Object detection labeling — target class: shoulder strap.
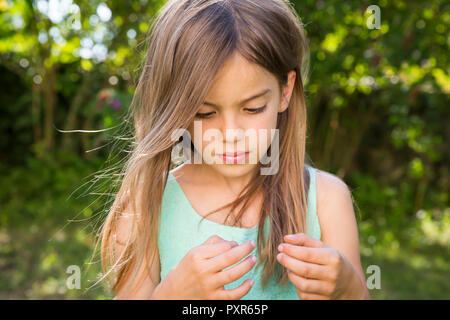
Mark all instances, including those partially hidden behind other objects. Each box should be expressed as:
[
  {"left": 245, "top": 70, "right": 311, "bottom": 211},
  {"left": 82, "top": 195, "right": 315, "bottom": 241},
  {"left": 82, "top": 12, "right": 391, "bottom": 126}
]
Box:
[{"left": 306, "top": 165, "right": 321, "bottom": 239}]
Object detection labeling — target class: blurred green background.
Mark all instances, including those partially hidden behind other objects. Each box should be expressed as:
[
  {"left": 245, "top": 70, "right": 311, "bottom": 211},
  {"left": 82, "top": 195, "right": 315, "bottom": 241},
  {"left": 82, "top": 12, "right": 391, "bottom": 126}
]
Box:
[{"left": 0, "top": 0, "right": 448, "bottom": 299}]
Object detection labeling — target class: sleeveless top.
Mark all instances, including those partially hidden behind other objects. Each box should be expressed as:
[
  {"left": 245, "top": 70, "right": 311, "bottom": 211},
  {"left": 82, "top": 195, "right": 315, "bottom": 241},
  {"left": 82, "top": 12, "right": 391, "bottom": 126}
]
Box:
[{"left": 158, "top": 165, "right": 321, "bottom": 300}]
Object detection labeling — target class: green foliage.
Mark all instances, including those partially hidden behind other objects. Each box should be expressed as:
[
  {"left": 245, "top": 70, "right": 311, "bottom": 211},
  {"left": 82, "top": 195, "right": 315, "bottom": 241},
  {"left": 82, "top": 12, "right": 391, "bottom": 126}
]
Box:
[{"left": 0, "top": 152, "right": 113, "bottom": 299}]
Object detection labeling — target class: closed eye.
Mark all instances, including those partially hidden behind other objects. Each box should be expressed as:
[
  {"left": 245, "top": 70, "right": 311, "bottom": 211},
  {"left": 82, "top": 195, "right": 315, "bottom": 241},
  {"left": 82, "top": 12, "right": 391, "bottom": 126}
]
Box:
[
  {"left": 195, "top": 112, "right": 215, "bottom": 119},
  {"left": 245, "top": 105, "right": 267, "bottom": 113},
  {"left": 195, "top": 105, "right": 267, "bottom": 119}
]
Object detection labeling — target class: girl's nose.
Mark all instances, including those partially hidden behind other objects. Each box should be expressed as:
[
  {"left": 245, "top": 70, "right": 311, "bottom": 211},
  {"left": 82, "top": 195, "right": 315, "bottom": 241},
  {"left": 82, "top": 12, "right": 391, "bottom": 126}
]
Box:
[{"left": 221, "top": 114, "right": 245, "bottom": 143}]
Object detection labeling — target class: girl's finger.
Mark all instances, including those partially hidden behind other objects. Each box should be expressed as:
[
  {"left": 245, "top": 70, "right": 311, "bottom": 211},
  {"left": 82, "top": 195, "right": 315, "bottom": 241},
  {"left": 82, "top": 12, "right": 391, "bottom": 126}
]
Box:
[
  {"left": 277, "top": 252, "right": 328, "bottom": 280},
  {"left": 214, "top": 254, "right": 256, "bottom": 287},
  {"left": 200, "top": 241, "right": 239, "bottom": 259},
  {"left": 287, "top": 270, "right": 331, "bottom": 296},
  {"left": 297, "top": 292, "right": 330, "bottom": 300},
  {"left": 203, "top": 234, "right": 227, "bottom": 245},
  {"left": 283, "top": 233, "right": 327, "bottom": 248},
  {"left": 278, "top": 243, "right": 330, "bottom": 265},
  {"left": 216, "top": 278, "right": 254, "bottom": 300},
  {"left": 210, "top": 240, "right": 255, "bottom": 271}
]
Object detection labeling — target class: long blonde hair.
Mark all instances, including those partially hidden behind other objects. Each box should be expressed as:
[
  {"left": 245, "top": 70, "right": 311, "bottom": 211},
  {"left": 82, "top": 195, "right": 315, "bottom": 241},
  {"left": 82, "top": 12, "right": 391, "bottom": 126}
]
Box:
[{"left": 97, "top": 0, "right": 311, "bottom": 297}]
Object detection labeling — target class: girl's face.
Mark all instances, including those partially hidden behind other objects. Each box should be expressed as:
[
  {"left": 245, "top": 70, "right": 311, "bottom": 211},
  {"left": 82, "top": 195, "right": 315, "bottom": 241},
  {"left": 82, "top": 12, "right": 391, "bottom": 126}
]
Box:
[{"left": 187, "top": 51, "right": 296, "bottom": 179}]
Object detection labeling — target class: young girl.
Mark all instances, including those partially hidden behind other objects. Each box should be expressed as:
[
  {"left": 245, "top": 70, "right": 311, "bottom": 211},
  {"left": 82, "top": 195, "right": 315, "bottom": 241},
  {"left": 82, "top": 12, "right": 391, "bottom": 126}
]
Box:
[{"left": 99, "top": 0, "right": 370, "bottom": 300}]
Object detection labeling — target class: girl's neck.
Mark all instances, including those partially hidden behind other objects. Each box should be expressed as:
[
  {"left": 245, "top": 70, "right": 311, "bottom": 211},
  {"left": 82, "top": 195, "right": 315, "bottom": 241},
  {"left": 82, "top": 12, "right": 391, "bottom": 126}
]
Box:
[{"left": 174, "top": 162, "right": 259, "bottom": 198}]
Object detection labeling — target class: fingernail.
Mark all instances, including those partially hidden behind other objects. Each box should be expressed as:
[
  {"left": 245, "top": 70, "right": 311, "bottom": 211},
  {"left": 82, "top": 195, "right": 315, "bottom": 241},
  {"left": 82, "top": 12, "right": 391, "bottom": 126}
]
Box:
[
  {"left": 250, "top": 255, "right": 256, "bottom": 263},
  {"left": 278, "top": 244, "right": 284, "bottom": 252},
  {"left": 230, "top": 241, "right": 238, "bottom": 247},
  {"left": 277, "top": 253, "right": 283, "bottom": 261},
  {"left": 249, "top": 279, "right": 254, "bottom": 286},
  {"left": 285, "top": 234, "right": 295, "bottom": 240},
  {"left": 249, "top": 240, "right": 255, "bottom": 247}
]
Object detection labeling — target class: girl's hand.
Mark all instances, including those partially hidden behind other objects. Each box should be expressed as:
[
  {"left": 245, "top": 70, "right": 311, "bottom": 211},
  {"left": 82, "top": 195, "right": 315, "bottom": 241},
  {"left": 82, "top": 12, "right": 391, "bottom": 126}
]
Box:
[
  {"left": 156, "top": 235, "right": 256, "bottom": 300},
  {"left": 276, "top": 233, "right": 364, "bottom": 300}
]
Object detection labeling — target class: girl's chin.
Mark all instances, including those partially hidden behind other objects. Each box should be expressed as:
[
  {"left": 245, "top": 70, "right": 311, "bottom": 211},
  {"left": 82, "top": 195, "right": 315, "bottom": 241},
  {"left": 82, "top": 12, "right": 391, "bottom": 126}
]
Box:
[{"left": 209, "top": 163, "right": 258, "bottom": 177}]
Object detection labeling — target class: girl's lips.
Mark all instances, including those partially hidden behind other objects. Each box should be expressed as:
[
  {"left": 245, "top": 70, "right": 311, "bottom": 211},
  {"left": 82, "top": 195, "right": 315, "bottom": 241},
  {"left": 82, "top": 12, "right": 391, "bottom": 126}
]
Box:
[
  {"left": 219, "top": 152, "right": 250, "bottom": 163},
  {"left": 221, "top": 152, "right": 247, "bottom": 156}
]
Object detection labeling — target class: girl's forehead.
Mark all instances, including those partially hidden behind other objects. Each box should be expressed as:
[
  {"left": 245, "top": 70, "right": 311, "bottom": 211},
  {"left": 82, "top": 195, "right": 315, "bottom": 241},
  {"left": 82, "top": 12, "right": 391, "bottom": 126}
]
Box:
[
  {"left": 203, "top": 88, "right": 272, "bottom": 109},
  {"left": 213, "top": 52, "right": 275, "bottom": 87},
  {"left": 204, "top": 55, "right": 277, "bottom": 106}
]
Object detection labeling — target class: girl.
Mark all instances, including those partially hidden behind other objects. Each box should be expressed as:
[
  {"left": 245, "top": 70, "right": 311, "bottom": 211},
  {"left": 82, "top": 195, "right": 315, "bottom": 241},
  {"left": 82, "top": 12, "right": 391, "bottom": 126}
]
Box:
[{"left": 99, "top": 0, "right": 370, "bottom": 300}]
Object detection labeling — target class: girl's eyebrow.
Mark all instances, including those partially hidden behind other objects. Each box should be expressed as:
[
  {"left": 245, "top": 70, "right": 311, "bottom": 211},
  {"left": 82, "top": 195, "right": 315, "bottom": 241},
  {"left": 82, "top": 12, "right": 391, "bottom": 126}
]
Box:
[{"left": 203, "top": 88, "right": 271, "bottom": 109}]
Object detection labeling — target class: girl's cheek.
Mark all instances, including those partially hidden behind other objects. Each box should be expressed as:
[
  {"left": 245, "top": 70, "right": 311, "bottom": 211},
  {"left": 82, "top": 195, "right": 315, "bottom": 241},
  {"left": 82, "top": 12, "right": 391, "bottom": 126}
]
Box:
[{"left": 250, "top": 110, "right": 277, "bottom": 142}]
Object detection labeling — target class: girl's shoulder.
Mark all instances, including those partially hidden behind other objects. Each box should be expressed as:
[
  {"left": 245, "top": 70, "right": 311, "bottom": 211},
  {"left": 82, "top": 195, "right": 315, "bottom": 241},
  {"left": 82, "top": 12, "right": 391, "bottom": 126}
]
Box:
[
  {"left": 314, "top": 168, "right": 352, "bottom": 202},
  {"left": 313, "top": 167, "right": 356, "bottom": 243}
]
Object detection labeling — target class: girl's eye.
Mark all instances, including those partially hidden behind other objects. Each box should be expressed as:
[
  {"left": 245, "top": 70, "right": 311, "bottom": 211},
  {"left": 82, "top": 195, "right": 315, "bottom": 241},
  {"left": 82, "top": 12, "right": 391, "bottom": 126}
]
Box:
[
  {"left": 195, "top": 105, "right": 266, "bottom": 119},
  {"left": 195, "top": 112, "right": 215, "bottom": 119},
  {"left": 245, "top": 105, "right": 267, "bottom": 113}
]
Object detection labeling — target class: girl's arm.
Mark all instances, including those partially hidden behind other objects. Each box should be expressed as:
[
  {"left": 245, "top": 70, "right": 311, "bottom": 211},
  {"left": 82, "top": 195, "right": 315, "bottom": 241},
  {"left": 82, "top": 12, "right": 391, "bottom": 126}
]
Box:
[
  {"left": 276, "top": 170, "right": 370, "bottom": 299},
  {"left": 113, "top": 209, "right": 161, "bottom": 300},
  {"left": 315, "top": 170, "right": 370, "bottom": 299}
]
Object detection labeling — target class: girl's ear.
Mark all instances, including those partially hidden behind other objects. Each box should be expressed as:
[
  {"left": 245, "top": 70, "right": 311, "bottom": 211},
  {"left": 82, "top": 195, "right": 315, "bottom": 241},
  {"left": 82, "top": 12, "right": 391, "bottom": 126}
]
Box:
[{"left": 278, "top": 70, "right": 296, "bottom": 113}]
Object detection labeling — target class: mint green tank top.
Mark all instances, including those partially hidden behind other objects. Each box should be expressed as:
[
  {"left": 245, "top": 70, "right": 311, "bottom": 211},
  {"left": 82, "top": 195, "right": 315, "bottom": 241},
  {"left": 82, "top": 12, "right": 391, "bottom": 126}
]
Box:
[{"left": 158, "top": 165, "right": 321, "bottom": 300}]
